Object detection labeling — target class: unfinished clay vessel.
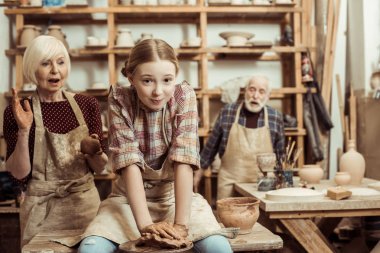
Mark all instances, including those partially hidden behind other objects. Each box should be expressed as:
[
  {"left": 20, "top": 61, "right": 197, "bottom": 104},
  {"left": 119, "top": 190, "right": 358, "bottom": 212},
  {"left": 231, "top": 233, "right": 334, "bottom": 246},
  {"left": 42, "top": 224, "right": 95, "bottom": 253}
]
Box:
[
  {"left": 299, "top": 164, "right": 323, "bottom": 184},
  {"left": 334, "top": 172, "right": 352, "bottom": 186},
  {"left": 217, "top": 197, "right": 260, "bottom": 234},
  {"left": 339, "top": 139, "right": 365, "bottom": 185},
  {"left": 256, "top": 152, "right": 276, "bottom": 172},
  {"left": 80, "top": 135, "right": 101, "bottom": 155}
]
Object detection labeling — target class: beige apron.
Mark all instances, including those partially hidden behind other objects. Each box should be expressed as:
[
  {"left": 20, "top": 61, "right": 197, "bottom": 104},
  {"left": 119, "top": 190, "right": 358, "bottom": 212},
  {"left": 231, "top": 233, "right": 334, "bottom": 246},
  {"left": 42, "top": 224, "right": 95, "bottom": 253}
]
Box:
[
  {"left": 20, "top": 90, "right": 100, "bottom": 247},
  {"left": 82, "top": 104, "right": 222, "bottom": 244},
  {"left": 217, "top": 104, "right": 273, "bottom": 200}
]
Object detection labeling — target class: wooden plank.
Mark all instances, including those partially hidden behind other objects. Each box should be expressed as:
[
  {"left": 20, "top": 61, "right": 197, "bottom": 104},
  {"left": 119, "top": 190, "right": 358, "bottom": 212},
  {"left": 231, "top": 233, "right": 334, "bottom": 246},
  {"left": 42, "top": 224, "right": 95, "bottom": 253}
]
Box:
[
  {"left": 15, "top": 14, "right": 24, "bottom": 90},
  {"left": 336, "top": 74, "right": 345, "bottom": 133},
  {"left": 280, "top": 219, "right": 336, "bottom": 253},
  {"left": 229, "top": 222, "right": 283, "bottom": 251},
  {"left": 269, "top": 209, "right": 380, "bottom": 219}
]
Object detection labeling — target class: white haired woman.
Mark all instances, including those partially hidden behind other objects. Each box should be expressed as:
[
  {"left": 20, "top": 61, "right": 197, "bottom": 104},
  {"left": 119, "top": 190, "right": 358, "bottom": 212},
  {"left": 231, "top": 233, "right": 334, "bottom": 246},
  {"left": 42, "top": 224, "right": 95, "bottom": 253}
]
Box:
[{"left": 3, "top": 35, "right": 108, "bottom": 247}]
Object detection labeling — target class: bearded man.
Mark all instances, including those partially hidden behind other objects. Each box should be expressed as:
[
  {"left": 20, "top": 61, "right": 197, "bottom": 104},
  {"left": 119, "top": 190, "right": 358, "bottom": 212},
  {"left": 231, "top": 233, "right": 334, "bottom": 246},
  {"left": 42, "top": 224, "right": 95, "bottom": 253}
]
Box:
[{"left": 194, "top": 76, "right": 285, "bottom": 200}]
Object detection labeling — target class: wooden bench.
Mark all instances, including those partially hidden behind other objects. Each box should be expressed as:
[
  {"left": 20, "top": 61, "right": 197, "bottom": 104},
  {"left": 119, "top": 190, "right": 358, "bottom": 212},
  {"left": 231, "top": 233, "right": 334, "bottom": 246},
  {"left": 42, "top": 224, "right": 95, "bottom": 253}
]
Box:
[{"left": 22, "top": 223, "right": 282, "bottom": 253}]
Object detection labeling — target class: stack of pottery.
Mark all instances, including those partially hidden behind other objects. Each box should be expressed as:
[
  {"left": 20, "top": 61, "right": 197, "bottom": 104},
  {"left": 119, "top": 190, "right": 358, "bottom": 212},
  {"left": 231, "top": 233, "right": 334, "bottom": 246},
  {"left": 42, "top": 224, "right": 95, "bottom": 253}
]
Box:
[
  {"left": 217, "top": 197, "right": 260, "bottom": 234},
  {"left": 47, "top": 25, "right": 69, "bottom": 49},
  {"left": 339, "top": 139, "right": 365, "bottom": 185}
]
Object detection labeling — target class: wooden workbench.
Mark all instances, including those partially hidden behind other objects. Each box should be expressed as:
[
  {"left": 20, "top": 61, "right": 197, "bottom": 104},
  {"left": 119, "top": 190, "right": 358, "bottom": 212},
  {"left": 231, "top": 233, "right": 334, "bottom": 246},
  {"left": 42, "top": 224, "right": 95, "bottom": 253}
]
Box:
[
  {"left": 22, "top": 223, "right": 282, "bottom": 253},
  {"left": 234, "top": 178, "right": 380, "bottom": 253}
]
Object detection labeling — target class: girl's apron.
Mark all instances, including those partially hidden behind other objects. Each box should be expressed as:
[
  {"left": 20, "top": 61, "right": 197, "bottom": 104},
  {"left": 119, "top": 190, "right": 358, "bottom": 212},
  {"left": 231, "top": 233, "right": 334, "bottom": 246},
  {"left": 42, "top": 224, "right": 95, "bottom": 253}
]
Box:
[
  {"left": 217, "top": 103, "right": 273, "bottom": 200},
  {"left": 20, "top": 91, "right": 100, "bottom": 247},
  {"left": 81, "top": 104, "right": 222, "bottom": 244}
]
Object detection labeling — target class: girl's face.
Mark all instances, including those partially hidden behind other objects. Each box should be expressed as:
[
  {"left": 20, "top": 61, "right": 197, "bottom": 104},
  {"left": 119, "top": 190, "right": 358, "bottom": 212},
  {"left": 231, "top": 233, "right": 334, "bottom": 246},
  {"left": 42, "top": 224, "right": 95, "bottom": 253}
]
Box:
[
  {"left": 129, "top": 60, "right": 176, "bottom": 111},
  {"left": 35, "top": 54, "right": 68, "bottom": 93}
]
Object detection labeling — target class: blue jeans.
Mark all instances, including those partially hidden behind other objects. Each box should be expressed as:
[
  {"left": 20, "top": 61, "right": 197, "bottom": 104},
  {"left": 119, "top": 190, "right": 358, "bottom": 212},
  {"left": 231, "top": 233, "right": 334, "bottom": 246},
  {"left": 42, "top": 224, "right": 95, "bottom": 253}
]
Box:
[{"left": 78, "top": 235, "right": 232, "bottom": 253}]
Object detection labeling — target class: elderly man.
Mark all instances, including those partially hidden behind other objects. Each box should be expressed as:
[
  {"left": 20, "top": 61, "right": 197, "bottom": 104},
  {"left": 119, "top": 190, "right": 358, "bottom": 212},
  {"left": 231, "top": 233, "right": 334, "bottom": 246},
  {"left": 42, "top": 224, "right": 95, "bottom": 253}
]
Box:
[{"left": 195, "top": 76, "right": 285, "bottom": 200}]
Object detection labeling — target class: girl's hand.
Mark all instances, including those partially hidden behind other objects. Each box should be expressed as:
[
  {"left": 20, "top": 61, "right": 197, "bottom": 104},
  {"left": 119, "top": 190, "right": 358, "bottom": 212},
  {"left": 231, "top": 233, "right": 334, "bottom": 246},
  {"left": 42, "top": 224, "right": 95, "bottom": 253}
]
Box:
[
  {"left": 12, "top": 88, "right": 33, "bottom": 131},
  {"left": 173, "top": 224, "right": 189, "bottom": 239},
  {"left": 141, "top": 222, "right": 181, "bottom": 240}
]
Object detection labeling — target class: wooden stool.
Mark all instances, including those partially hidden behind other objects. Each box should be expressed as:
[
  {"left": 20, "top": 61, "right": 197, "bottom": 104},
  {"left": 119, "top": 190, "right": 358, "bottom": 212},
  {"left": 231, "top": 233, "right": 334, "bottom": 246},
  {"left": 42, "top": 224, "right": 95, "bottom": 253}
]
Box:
[{"left": 22, "top": 230, "right": 81, "bottom": 253}]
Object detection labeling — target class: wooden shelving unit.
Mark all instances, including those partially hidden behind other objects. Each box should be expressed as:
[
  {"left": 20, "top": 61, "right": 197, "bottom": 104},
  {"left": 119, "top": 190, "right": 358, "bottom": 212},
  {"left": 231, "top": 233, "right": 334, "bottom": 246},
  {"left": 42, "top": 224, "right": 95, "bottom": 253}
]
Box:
[{"left": 4, "top": 0, "right": 313, "bottom": 168}]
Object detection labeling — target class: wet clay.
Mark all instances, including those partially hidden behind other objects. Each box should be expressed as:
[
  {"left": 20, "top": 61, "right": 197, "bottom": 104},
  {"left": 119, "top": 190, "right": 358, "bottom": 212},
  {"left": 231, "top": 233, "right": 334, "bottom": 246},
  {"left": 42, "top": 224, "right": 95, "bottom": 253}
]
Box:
[{"left": 80, "top": 136, "right": 101, "bottom": 155}]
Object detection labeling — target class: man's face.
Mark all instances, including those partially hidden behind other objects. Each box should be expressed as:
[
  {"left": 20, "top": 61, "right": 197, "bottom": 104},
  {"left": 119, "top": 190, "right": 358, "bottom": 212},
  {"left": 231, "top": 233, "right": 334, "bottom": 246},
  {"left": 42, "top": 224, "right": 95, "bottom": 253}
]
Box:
[{"left": 244, "top": 78, "right": 270, "bottom": 113}]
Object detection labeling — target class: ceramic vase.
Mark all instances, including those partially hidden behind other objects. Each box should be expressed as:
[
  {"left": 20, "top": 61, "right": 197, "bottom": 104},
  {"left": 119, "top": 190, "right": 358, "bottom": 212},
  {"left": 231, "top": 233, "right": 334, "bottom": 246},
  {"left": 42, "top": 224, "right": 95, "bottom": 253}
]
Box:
[
  {"left": 299, "top": 164, "right": 324, "bottom": 184},
  {"left": 116, "top": 28, "right": 134, "bottom": 47},
  {"left": 334, "top": 172, "right": 351, "bottom": 186},
  {"left": 47, "top": 25, "right": 69, "bottom": 49},
  {"left": 339, "top": 139, "right": 365, "bottom": 185},
  {"left": 20, "top": 25, "right": 37, "bottom": 47}
]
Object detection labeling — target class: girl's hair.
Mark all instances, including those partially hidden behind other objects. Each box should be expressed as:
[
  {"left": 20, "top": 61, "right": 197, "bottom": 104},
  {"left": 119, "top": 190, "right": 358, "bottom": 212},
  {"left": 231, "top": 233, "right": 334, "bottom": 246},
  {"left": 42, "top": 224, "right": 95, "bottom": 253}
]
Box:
[
  {"left": 23, "top": 35, "right": 71, "bottom": 85},
  {"left": 121, "top": 39, "right": 179, "bottom": 78}
]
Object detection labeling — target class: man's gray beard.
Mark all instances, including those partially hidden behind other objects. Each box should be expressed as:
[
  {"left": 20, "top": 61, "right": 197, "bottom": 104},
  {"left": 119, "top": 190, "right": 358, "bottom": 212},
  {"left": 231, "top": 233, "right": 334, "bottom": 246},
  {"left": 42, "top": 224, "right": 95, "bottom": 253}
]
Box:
[{"left": 244, "top": 99, "right": 264, "bottom": 113}]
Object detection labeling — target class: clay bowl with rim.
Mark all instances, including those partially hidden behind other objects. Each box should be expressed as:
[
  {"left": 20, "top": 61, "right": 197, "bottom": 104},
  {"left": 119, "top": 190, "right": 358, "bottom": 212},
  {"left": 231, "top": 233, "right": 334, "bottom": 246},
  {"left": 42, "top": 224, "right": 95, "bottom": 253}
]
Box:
[
  {"left": 256, "top": 152, "right": 277, "bottom": 172},
  {"left": 299, "top": 164, "right": 324, "bottom": 184},
  {"left": 217, "top": 197, "right": 260, "bottom": 234}
]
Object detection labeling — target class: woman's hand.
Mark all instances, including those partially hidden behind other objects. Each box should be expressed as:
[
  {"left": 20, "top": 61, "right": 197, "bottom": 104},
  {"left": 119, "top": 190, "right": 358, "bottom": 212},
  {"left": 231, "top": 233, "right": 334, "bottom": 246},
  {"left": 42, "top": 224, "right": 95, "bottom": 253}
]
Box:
[
  {"left": 141, "top": 221, "right": 181, "bottom": 240},
  {"left": 12, "top": 88, "right": 33, "bottom": 131}
]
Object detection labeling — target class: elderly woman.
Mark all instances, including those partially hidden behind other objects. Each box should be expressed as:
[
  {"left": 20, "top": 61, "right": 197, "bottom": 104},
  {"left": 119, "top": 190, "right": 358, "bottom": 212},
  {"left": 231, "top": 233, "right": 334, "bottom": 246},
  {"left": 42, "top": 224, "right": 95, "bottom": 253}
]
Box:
[{"left": 3, "top": 35, "right": 108, "bottom": 247}]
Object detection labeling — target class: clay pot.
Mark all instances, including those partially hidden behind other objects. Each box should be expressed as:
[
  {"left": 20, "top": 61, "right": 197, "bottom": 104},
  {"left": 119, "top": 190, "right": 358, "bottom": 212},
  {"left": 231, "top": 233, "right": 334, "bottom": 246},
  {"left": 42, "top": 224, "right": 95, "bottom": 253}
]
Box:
[
  {"left": 334, "top": 172, "right": 352, "bottom": 186},
  {"left": 47, "top": 25, "right": 69, "bottom": 49},
  {"left": 217, "top": 197, "right": 260, "bottom": 234},
  {"left": 339, "top": 139, "right": 365, "bottom": 185},
  {"left": 299, "top": 164, "right": 323, "bottom": 184},
  {"left": 116, "top": 28, "right": 134, "bottom": 47},
  {"left": 256, "top": 153, "right": 276, "bottom": 172},
  {"left": 80, "top": 136, "right": 101, "bottom": 155},
  {"left": 19, "top": 25, "right": 38, "bottom": 47}
]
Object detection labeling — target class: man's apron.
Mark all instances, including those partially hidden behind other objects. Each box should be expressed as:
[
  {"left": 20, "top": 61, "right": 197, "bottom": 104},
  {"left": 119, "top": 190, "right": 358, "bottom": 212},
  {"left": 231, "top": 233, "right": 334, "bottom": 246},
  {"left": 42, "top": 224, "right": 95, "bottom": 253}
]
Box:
[
  {"left": 81, "top": 104, "right": 222, "bottom": 244},
  {"left": 20, "top": 91, "right": 100, "bottom": 247},
  {"left": 217, "top": 104, "right": 273, "bottom": 200}
]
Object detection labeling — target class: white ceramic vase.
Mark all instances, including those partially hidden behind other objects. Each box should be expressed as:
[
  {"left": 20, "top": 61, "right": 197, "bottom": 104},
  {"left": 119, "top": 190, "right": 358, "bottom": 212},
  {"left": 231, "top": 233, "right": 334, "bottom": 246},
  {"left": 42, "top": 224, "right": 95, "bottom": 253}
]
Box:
[{"left": 339, "top": 139, "right": 365, "bottom": 185}]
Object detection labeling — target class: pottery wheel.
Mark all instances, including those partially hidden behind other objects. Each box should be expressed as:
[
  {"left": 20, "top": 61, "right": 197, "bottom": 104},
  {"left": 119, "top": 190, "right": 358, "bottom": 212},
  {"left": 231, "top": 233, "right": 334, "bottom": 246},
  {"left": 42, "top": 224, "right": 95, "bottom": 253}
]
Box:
[
  {"left": 119, "top": 240, "right": 193, "bottom": 253},
  {"left": 265, "top": 187, "right": 324, "bottom": 202}
]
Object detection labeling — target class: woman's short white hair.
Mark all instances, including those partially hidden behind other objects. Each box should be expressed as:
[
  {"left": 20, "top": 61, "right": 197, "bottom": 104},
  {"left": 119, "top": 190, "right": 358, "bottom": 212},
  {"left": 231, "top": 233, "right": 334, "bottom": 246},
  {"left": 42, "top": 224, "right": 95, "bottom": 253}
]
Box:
[{"left": 23, "top": 35, "right": 71, "bottom": 85}]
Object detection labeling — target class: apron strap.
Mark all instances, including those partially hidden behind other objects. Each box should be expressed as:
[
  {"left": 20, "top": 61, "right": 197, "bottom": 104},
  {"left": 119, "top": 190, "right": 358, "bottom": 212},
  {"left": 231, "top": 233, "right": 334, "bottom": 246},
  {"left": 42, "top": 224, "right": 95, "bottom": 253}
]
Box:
[
  {"left": 234, "top": 103, "right": 243, "bottom": 124},
  {"left": 62, "top": 90, "right": 86, "bottom": 126},
  {"left": 32, "top": 92, "right": 43, "bottom": 128},
  {"left": 264, "top": 106, "right": 269, "bottom": 127}
]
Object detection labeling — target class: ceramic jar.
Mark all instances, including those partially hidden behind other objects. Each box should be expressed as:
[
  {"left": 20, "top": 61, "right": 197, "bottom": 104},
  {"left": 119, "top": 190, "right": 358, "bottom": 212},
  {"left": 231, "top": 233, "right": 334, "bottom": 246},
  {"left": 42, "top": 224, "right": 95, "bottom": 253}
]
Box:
[
  {"left": 299, "top": 164, "right": 324, "bottom": 184},
  {"left": 47, "top": 25, "right": 69, "bottom": 49},
  {"left": 334, "top": 172, "right": 352, "bottom": 186},
  {"left": 140, "top": 33, "right": 153, "bottom": 41},
  {"left": 339, "top": 139, "right": 365, "bottom": 185},
  {"left": 20, "top": 25, "right": 38, "bottom": 47},
  {"left": 217, "top": 197, "right": 260, "bottom": 235},
  {"left": 116, "top": 28, "right": 134, "bottom": 47}
]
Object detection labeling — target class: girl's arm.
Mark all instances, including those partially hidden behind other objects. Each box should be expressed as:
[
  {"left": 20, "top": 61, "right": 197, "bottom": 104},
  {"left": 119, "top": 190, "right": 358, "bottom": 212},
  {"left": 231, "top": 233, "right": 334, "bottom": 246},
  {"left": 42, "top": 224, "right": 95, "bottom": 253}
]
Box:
[{"left": 174, "top": 162, "right": 193, "bottom": 227}]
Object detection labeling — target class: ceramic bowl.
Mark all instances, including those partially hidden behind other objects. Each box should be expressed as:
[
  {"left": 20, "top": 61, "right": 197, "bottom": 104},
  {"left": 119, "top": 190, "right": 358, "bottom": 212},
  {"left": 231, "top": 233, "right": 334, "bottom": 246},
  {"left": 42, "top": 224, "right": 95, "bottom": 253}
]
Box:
[
  {"left": 256, "top": 153, "right": 276, "bottom": 172},
  {"left": 217, "top": 197, "right": 260, "bottom": 234},
  {"left": 334, "top": 172, "right": 351, "bottom": 186},
  {"left": 299, "top": 164, "right": 324, "bottom": 184},
  {"left": 219, "top": 31, "right": 254, "bottom": 46}
]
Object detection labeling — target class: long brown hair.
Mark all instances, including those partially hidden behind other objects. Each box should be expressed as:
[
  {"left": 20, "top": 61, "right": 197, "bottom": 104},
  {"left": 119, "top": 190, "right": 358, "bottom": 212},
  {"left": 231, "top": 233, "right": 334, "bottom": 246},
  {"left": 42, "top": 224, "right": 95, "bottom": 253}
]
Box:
[{"left": 121, "top": 39, "right": 179, "bottom": 78}]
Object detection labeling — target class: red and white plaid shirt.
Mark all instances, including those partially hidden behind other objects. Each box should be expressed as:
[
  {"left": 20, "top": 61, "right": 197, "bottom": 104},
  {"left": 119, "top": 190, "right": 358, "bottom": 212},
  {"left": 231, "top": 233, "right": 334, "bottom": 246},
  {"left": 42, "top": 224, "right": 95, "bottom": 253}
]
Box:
[{"left": 108, "top": 81, "right": 200, "bottom": 173}]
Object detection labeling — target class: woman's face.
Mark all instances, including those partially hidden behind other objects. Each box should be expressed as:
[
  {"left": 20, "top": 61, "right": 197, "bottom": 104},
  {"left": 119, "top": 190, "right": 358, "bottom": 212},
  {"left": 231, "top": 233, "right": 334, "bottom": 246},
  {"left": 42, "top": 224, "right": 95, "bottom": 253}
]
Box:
[
  {"left": 129, "top": 60, "right": 176, "bottom": 111},
  {"left": 35, "top": 54, "right": 68, "bottom": 93}
]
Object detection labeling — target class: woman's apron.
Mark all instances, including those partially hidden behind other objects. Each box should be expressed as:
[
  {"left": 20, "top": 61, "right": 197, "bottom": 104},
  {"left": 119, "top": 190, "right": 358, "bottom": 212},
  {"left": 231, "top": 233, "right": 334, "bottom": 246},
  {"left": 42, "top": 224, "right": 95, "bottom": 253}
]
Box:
[
  {"left": 217, "top": 104, "right": 273, "bottom": 200},
  {"left": 20, "top": 91, "right": 100, "bottom": 247},
  {"left": 81, "top": 104, "right": 222, "bottom": 244}
]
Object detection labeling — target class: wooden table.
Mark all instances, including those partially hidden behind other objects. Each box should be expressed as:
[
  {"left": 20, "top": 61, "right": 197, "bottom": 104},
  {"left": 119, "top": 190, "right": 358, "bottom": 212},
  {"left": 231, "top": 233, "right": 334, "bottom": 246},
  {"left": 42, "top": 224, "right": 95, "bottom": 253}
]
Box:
[
  {"left": 234, "top": 178, "right": 380, "bottom": 253},
  {"left": 22, "top": 223, "right": 282, "bottom": 253}
]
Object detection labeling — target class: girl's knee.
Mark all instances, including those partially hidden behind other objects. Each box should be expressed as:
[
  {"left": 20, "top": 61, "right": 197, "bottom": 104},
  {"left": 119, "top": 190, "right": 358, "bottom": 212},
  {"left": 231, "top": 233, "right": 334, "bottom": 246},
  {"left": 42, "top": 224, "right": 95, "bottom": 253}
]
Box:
[
  {"left": 78, "top": 236, "right": 118, "bottom": 253},
  {"left": 194, "top": 235, "right": 233, "bottom": 253}
]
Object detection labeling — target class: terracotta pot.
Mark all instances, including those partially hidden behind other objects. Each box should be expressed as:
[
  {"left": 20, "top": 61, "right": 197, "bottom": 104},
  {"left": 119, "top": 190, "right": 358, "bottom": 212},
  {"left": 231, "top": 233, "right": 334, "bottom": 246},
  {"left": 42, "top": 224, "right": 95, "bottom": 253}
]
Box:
[
  {"left": 339, "top": 139, "right": 365, "bottom": 185},
  {"left": 47, "top": 25, "right": 69, "bottom": 49},
  {"left": 334, "top": 172, "right": 351, "bottom": 186},
  {"left": 20, "top": 25, "right": 37, "bottom": 47},
  {"left": 217, "top": 197, "right": 260, "bottom": 234},
  {"left": 299, "top": 164, "right": 323, "bottom": 184}
]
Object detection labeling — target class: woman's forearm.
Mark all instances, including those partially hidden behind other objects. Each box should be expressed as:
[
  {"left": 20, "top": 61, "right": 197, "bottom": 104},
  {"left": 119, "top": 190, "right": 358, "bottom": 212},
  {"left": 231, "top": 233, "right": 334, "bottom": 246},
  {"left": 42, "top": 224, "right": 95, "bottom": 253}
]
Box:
[
  {"left": 174, "top": 163, "right": 193, "bottom": 226},
  {"left": 122, "top": 164, "right": 153, "bottom": 231},
  {"left": 6, "top": 130, "right": 31, "bottom": 179}
]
